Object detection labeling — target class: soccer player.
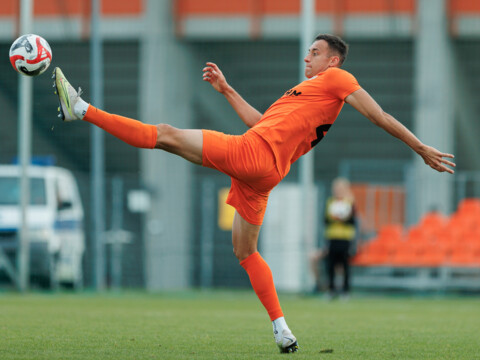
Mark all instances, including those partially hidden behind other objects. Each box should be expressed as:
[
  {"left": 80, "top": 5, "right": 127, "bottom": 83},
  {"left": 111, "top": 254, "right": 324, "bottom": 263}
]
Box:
[{"left": 53, "top": 34, "right": 455, "bottom": 353}]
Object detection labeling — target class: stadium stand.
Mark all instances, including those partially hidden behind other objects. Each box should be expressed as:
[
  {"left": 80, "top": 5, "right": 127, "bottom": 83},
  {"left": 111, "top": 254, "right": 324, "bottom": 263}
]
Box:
[{"left": 352, "top": 198, "right": 480, "bottom": 290}]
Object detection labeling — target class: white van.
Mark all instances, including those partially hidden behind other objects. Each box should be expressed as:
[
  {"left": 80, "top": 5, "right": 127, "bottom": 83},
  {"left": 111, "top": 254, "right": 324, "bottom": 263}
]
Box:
[{"left": 0, "top": 165, "right": 85, "bottom": 289}]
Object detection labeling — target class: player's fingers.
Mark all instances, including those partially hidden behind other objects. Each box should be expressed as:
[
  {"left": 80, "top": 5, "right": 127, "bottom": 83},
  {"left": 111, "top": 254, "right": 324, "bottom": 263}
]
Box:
[
  {"left": 441, "top": 153, "right": 455, "bottom": 159},
  {"left": 441, "top": 166, "right": 455, "bottom": 174},
  {"left": 440, "top": 158, "right": 456, "bottom": 168},
  {"left": 203, "top": 72, "right": 215, "bottom": 81},
  {"left": 206, "top": 62, "right": 219, "bottom": 70},
  {"left": 434, "top": 163, "right": 455, "bottom": 174},
  {"left": 204, "top": 69, "right": 219, "bottom": 79}
]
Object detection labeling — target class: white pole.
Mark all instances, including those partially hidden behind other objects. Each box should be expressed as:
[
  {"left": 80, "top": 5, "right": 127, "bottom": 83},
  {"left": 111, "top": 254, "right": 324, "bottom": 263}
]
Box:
[
  {"left": 413, "top": 0, "right": 454, "bottom": 220},
  {"left": 90, "top": 0, "right": 106, "bottom": 291},
  {"left": 299, "top": 0, "right": 315, "bottom": 291},
  {"left": 299, "top": 0, "right": 315, "bottom": 81},
  {"left": 17, "top": 0, "right": 33, "bottom": 292}
]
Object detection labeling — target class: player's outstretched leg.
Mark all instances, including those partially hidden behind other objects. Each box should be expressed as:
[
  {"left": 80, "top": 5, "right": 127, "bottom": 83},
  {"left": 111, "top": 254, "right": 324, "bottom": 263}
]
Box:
[{"left": 53, "top": 67, "right": 203, "bottom": 163}]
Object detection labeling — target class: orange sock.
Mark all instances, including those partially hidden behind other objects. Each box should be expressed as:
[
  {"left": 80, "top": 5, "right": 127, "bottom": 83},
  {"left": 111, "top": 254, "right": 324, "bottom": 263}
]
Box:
[
  {"left": 240, "top": 252, "right": 284, "bottom": 321},
  {"left": 83, "top": 105, "right": 157, "bottom": 149}
]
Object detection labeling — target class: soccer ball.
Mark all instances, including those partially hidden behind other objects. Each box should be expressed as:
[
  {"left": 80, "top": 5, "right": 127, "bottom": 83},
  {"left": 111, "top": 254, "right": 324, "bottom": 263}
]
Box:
[
  {"left": 9, "top": 34, "right": 52, "bottom": 76},
  {"left": 329, "top": 199, "right": 352, "bottom": 221}
]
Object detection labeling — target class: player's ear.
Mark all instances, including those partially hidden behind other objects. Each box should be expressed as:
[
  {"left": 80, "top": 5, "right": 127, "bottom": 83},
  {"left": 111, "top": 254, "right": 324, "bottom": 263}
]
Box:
[{"left": 329, "top": 55, "right": 340, "bottom": 67}]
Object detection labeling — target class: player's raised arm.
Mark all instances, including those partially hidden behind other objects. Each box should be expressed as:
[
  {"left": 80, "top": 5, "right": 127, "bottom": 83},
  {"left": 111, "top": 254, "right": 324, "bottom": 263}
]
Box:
[
  {"left": 202, "top": 62, "right": 263, "bottom": 128},
  {"left": 345, "top": 88, "right": 456, "bottom": 174}
]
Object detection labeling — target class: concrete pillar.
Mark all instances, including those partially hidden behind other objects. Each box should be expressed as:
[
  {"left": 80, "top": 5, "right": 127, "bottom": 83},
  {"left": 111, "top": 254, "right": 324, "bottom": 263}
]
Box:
[
  {"left": 413, "top": 0, "right": 455, "bottom": 220},
  {"left": 139, "top": 0, "right": 194, "bottom": 290}
]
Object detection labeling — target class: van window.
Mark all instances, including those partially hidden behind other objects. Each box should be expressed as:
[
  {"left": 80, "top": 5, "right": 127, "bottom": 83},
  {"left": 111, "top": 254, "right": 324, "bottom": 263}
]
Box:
[{"left": 0, "top": 177, "right": 47, "bottom": 205}]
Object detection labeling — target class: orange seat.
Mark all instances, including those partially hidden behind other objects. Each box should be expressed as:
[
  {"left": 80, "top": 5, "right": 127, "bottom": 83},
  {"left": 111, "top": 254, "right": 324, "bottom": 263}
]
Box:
[
  {"left": 352, "top": 251, "right": 390, "bottom": 266},
  {"left": 457, "top": 198, "right": 480, "bottom": 215},
  {"left": 434, "top": 242, "right": 454, "bottom": 257},
  {"left": 447, "top": 215, "right": 468, "bottom": 230},
  {"left": 377, "top": 224, "right": 403, "bottom": 241},
  {"left": 448, "top": 242, "right": 480, "bottom": 266},
  {"left": 463, "top": 233, "right": 480, "bottom": 246},
  {"left": 406, "top": 226, "right": 426, "bottom": 242},
  {"left": 420, "top": 212, "right": 447, "bottom": 234},
  {"left": 440, "top": 228, "right": 463, "bottom": 244},
  {"left": 449, "top": 252, "right": 480, "bottom": 266},
  {"left": 366, "top": 239, "right": 395, "bottom": 254},
  {"left": 353, "top": 238, "right": 393, "bottom": 266},
  {"left": 351, "top": 252, "right": 370, "bottom": 266},
  {"left": 390, "top": 250, "right": 419, "bottom": 267},
  {"left": 418, "top": 249, "right": 447, "bottom": 267}
]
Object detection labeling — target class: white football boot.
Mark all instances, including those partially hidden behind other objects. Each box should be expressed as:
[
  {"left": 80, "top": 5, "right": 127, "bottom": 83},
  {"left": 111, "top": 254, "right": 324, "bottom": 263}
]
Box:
[
  {"left": 53, "top": 67, "right": 84, "bottom": 121},
  {"left": 273, "top": 322, "right": 299, "bottom": 353}
]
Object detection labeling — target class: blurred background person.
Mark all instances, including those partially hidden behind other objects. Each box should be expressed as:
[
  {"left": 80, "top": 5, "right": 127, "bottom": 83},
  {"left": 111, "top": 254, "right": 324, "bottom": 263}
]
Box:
[
  {"left": 324, "top": 178, "right": 357, "bottom": 299},
  {"left": 309, "top": 178, "right": 358, "bottom": 296}
]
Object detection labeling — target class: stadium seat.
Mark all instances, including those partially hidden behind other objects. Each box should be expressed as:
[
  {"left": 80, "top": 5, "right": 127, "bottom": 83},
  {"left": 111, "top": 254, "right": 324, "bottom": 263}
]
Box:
[
  {"left": 420, "top": 212, "right": 447, "bottom": 232},
  {"left": 440, "top": 227, "right": 463, "bottom": 245},
  {"left": 463, "top": 232, "right": 480, "bottom": 246},
  {"left": 367, "top": 252, "right": 392, "bottom": 266},
  {"left": 351, "top": 252, "right": 368, "bottom": 266},
  {"left": 449, "top": 250, "right": 480, "bottom": 267},
  {"left": 420, "top": 212, "right": 445, "bottom": 237},
  {"left": 377, "top": 224, "right": 403, "bottom": 242},
  {"left": 457, "top": 198, "right": 480, "bottom": 215},
  {"left": 352, "top": 238, "right": 393, "bottom": 266},
  {"left": 447, "top": 239, "right": 480, "bottom": 266},
  {"left": 352, "top": 251, "right": 390, "bottom": 266},
  {"left": 388, "top": 241, "right": 417, "bottom": 266},
  {"left": 406, "top": 226, "right": 425, "bottom": 240},
  {"left": 418, "top": 249, "right": 447, "bottom": 267},
  {"left": 434, "top": 239, "right": 455, "bottom": 261},
  {"left": 447, "top": 215, "right": 468, "bottom": 232},
  {"left": 390, "top": 250, "right": 419, "bottom": 267}
]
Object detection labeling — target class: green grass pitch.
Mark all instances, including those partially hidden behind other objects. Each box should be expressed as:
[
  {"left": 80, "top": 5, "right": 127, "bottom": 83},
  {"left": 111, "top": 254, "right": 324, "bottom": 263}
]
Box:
[{"left": 1, "top": 291, "right": 479, "bottom": 359}]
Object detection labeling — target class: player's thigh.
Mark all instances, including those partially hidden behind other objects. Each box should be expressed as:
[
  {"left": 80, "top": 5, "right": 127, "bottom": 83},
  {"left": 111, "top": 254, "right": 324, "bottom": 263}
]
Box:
[
  {"left": 232, "top": 211, "right": 261, "bottom": 261},
  {"left": 155, "top": 124, "right": 203, "bottom": 165}
]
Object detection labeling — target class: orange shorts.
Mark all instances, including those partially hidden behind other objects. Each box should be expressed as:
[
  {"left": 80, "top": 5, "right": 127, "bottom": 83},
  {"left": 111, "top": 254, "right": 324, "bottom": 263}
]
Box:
[{"left": 202, "top": 129, "right": 282, "bottom": 225}]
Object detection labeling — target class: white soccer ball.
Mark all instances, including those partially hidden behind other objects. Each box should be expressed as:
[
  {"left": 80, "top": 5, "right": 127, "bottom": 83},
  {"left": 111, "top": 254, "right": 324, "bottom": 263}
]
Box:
[
  {"left": 329, "top": 199, "right": 352, "bottom": 221},
  {"left": 9, "top": 34, "right": 52, "bottom": 77}
]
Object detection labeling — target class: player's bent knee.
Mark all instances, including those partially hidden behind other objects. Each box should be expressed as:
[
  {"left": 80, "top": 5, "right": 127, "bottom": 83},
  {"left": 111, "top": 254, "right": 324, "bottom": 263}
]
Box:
[{"left": 233, "top": 247, "right": 256, "bottom": 262}]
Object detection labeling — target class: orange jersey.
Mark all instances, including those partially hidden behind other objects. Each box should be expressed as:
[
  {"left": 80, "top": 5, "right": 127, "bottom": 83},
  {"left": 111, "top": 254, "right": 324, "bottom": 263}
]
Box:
[{"left": 251, "top": 67, "right": 361, "bottom": 177}]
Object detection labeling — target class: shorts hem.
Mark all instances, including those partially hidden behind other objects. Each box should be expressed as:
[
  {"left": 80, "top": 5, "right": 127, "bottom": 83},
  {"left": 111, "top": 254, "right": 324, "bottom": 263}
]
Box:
[{"left": 226, "top": 198, "right": 264, "bottom": 226}]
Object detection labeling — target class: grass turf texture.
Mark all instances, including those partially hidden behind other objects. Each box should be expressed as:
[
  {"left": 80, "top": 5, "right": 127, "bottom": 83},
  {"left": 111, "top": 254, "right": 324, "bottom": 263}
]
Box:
[{"left": 1, "top": 291, "right": 479, "bottom": 359}]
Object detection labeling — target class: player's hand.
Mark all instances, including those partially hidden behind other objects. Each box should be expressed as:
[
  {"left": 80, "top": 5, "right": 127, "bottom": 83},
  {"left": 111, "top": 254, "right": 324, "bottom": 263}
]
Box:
[
  {"left": 202, "top": 62, "right": 230, "bottom": 94},
  {"left": 418, "top": 145, "right": 456, "bottom": 174}
]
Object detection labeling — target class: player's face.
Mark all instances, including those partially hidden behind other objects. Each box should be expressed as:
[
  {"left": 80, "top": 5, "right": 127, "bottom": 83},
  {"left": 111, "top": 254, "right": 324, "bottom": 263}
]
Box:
[{"left": 304, "top": 40, "right": 339, "bottom": 78}]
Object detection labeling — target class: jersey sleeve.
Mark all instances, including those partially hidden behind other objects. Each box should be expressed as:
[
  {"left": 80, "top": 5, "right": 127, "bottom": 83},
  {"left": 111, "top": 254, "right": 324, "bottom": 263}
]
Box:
[{"left": 326, "top": 68, "right": 361, "bottom": 100}]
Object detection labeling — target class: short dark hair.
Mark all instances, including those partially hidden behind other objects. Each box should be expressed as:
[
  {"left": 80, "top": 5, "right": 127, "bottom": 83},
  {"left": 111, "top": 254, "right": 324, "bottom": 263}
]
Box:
[{"left": 314, "top": 34, "right": 348, "bottom": 66}]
